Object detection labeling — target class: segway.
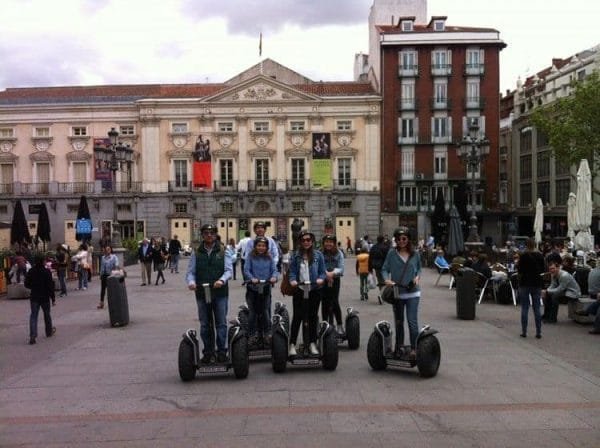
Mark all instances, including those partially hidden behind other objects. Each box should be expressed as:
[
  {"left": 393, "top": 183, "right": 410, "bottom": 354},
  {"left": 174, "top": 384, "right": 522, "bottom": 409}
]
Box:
[
  {"left": 324, "top": 306, "right": 360, "bottom": 350},
  {"left": 178, "top": 283, "right": 249, "bottom": 381},
  {"left": 366, "top": 285, "right": 440, "bottom": 378},
  {"left": 237, "top": 280, "right": 290, "bottom": 361},
  {"left": 271, "top": 282, "right": 338, "bottom": 373}
]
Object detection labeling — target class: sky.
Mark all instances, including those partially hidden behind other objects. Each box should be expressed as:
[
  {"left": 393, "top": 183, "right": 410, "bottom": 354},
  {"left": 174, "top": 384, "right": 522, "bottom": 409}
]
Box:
[{"left": 0, "top": 0, "right": 598, "bottom": 93}]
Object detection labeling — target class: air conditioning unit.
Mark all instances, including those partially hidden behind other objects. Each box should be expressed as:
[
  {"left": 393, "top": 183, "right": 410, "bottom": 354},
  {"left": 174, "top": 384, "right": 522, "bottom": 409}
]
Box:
[{"left": 415, "top": 173, "right": 424, "bottom": 180}]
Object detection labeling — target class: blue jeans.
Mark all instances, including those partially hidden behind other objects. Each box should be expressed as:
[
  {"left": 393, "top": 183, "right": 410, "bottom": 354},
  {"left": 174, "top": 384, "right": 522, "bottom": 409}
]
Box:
[
  {"left": 58, "top": 268, "right": 67, "bottom": 295},
  {"left": 519, "top": 286, "right": 542, "bottom": 336},
  {"left": 78, "top": 269, "right": 88, "bottom": 289},
  {"left": 30, "top": 300, "right": 53, "bottom": 338},
  {"left": 392, "top": 297, "right": 420, "bottom": 349},
  {"left": 196, "top": 295, "right": 228, "bottom": 354},
  {"left": 585, "top": 300, "right": 600, "bottom": 330},
  {"left": 170, "top": 254, "right": 179, "bottom": 273},
  {"left": 246, "top": 286, "right": 271, "bottom": 337}
]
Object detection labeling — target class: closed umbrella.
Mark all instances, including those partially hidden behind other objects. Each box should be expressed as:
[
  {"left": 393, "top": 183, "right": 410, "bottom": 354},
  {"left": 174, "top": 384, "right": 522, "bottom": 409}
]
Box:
[
  {"left": 431, "top": 190, "right": 448, "bottom": 247},
  {"left": 447, "top": 205, "right": 464, "bottom": 257},
  {"left": 37, "top": 202, "right": 51, "bottom": 251},
  {"left": 533, "top": 198, "right": 544, "bottom": 244},
  {"left": 10, "top": 199, "right": 31, "bottom": 250},
  {"left": 75, "top": 195, "right": 93, "bottom": 244},
  {"left": 566, "top": 192, "right": 577, "bottom": 239},
  {"left": 574, "top": 159, "right": 593, "bottom": 253}
]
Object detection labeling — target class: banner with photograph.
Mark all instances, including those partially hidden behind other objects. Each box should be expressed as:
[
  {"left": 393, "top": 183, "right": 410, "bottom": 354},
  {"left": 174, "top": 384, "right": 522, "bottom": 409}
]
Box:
[
  {"left": 93, "top": 138, "right": 113, "bottom": 190},
  {"left": 311, "top": 132, "right": 331, "bottom": 189},
  {"left": 193, "top": 136, "right": 212, "bottom": 188}
]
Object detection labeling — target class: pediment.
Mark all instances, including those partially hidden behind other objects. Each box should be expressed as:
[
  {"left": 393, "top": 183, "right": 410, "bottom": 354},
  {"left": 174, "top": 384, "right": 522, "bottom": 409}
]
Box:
[
  {"left": 66, "top": 151, "right": 92, "bottom": 162},
  {"left": 202, "top": 75, "right": 320, "bottom": 104}
]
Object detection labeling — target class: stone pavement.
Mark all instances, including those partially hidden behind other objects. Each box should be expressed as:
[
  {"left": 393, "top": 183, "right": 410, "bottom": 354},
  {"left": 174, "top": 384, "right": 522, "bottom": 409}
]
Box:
[{"left": 1, "top": 258, "right": 599, "bottom": 447}]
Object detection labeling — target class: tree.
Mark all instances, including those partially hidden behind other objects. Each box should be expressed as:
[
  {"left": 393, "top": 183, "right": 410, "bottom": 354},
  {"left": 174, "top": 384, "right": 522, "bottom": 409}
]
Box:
[{"left": 531, "top": 71, "right": 600, "bottom": 194}]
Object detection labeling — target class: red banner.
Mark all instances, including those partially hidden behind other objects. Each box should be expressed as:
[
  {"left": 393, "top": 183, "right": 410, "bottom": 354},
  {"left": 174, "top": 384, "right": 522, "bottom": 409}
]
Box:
[{"left": 193, "top": 161, "right": 211, "bottom": 189}]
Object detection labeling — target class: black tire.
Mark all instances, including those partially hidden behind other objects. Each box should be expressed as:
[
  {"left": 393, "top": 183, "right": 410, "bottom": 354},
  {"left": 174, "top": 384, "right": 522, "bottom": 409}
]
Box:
[
  {"left": 231, "top": 337, "right": 249, "bottom": 379},
  {"left": 345, "top": 316, "right": 360, "bottom": 350},
  {"left": 367, "top": 332, "right": 387, "bottom": 370},
  {"left": 178, "top": 340, "right": 196, "bottom": 382},
  {"left": 279, "top": 307, "right": 290, "bottom": 334},
  {"left": 238, "top": 309, "right": 249, "bottom": 334},
  {"left": 416, "top": 335, "right": 441, "bottom": 378},
  {"left": 321, "top": 330, "right": 339, "bottom": 371},
  {"left": 228, "top": 325, "right": 237, "bottom": 343},
  {"left": 271, "top": 331, "right": 288, "bottom": 373}
]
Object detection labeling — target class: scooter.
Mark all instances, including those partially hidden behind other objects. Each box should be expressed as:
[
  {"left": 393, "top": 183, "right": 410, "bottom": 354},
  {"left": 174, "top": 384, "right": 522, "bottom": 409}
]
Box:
[
  {"left": 237, "top": 280, "right": 290, "bottom": 361},
  {"left": 178, "top": 283, "right": 249, "bottom": 381},
  {"left": 271, "top": 281, "right": 338, "bottom": 373},
  {"left": 366, "top": 285, "right": 440, "bottom": 378},
  {"left": 323, "top": 305, "right": 360, "bottom": 350}
]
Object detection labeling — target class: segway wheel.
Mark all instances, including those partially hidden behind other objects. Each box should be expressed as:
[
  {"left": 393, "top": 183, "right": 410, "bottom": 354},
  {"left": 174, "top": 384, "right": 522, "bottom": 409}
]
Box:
[
  {"left": 367, "top": 332, "right": 387, "bottom": 371},
  {"left": 345, "top": 315, "right": 360, "bottom": 350},
  {"left": 231, "top": 337, "right": 249, "bottom": 379},
  {"left": 228, "top": 325, "right": 237, "bottom": 342},
  {"left": 416, "top": 335, "right": 441, "bottom": 378},
  {"left": 238, "top": 309, "right": 249, "bottom": 334},
  {"left": 321, "top": 330, "right": 339, "bottom": 371},
  {"left": 271, "top": 331, "right": 288, "bottom": 373},
  {"left": 178, "top": 340, "right": 196, "bottom": 382},
  {"left": 279, "top": 307, "right": 290, "bottom": 334}
]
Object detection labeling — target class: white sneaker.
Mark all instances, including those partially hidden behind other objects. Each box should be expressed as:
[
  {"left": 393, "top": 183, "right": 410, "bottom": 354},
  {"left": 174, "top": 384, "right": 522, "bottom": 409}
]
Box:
[
  {"left": 309, "top": 342, "right": 319, "bottom": 355},
  {"left": 288, "top": 343, "right": 297, "bottom": 356}
]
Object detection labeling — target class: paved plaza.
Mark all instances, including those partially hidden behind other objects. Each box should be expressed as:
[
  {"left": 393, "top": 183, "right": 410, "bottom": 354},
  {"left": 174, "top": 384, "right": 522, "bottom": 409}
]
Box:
[{"left": 1, "top": 256, "right": 599, "bottom": 447}]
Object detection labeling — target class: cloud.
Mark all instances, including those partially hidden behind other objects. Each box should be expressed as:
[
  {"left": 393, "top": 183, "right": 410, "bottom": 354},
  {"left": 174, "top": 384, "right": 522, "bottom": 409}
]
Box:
[{"left": 181, "top": 0, "right": 368, "bottom": 35}]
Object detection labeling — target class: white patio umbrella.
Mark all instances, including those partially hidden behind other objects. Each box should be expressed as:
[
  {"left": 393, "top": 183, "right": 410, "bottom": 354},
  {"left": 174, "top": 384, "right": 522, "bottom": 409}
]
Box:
[
  {"left": 533, "top": 198, "right": 544, "bottom": 244},
  {"left": 574, "top": 159, "right": 594, "bottom": 253},
  {"left": 567, "top": 192, "right": 577, "bottom": 239}
]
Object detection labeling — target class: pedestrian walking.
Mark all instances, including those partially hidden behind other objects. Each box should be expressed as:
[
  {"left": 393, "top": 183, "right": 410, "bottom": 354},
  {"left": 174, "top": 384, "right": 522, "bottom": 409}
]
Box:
[
  {"left": 25, "top": 254, "right": 56, "bottom": 345},
  {"left": 517, "top": 238, "right": 545, "bottom": 338}
]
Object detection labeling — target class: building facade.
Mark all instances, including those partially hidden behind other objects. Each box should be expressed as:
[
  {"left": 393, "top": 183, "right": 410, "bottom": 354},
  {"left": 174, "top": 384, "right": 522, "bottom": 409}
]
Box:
[{"left": 0, "top": 60, "right": 381, "bottom": 250}]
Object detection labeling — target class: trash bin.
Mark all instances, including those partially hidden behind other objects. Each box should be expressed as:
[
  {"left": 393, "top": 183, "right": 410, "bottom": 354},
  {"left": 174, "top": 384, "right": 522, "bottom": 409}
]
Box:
[
  {"left": 107, "top": 274, "right": 129, "bottom": 327},
  {"left": 456, "top": 267, "right": 477, "bottom": 320}
]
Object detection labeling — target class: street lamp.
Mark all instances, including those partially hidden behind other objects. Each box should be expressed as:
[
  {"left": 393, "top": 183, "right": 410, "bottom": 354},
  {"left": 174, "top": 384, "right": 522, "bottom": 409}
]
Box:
[
  {"left": 93, "top": 128, "right": 134, "bottom": 249},
  {"left": 457, "top": 120, "right": 490, "bottom": 243}
]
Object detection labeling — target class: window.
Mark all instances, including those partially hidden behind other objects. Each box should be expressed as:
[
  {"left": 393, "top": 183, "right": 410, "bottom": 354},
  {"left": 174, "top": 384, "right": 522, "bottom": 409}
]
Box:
[
  {"left": 401, "top": 118, "right": 414, "bottom": 138},
  {"left": 119, "top": 125, "right": 135, "bottom": 135},
  {"left": 291, "top": 158, "right": 305, "bottom": 186},
  {"left": 466, "top": 81, "right": 480, "bottom": 106},
  {"left": 34, "top": 127, "right": 50, "bottom": 137},
  {"left": 431, "top": 49, "right": 451, "bottom": 74},
  {"left": 338, "top": 201, "right": 352, "bottom": 209},
  {"left": 218, "top": 122, "right": 233, "bottom": 132},
  {"left": 537, "top": 130, "right": 549, "bottom": 148},
  {"left": 400, "top": 82, "right": 415, "bottom": 109},
  {"left": 221, "top": 201, "right": 234, "bottom": 214},
  {"left": 172, "top": 123, "right": 188, "bottom": 134},
  {"left": 174, "top": 203, "right": 188, "bottom": 213},
  {"left": 556, "top": 179, "right": 571, "bottom": 205},
  {"left": 338, "top": 158, "right": 352, "bottom": 186},
  {"left": 174, "top": 160, "right": 188, "bottom": 188},
  {"left": 220, "top": 159, "right": 233, "bottom": 187},
  {"left": 434, "top": 153, "right": 447, "bottom": 174},
  {"left": 290, "top": 121, "right": 305, "bottom": 131},
  {"left": 399, "top": 50, "right": 417, "bottom": 71},
  {"left": 577, "top": 69, "right": 586, "bottom": 81},
  {"left": 520, "top": 155, "right": 532, "bottom": 180},
  {"left": 35, "top": 162, "right": 50, "bottom": 193},
  {"left": 71, "top": 126, "right": 87, "bottom": 136},
  {"left": 537, "top": 151, "right": 550, "bottom": 177},
  {"left": 538, "top": 181, "right": 550, "bottom": 205},
  {"left": 0, "top": 128, "right": 14, "bottom": 138},
  {"left": 520, "top": 128, "right": 532, "bottom": 152},
  {"left": 433, "top": 82, "right": 447, "bottom": 107},
  {"left": 433, "top": 20, "right": 445, "bottom": 31},
  {"left": 292, "top": 201, "right": 305, "bottom": 212},
  {"left": 520, "top": 184, "right": 532, "bottom": 207},
  {"left": 432, "top": 117, "right": 449, "bottom": 137},
  {"left": 432, "top": 186, "right": 448, "bottom": 203},
  {"left": 398, "top": 186, "right": 417, "bottom": 207},
  {"left": 73, "top": 162, "right": 86, "bottom": 189},
  {"left": 254, "top": 121, "right": 270, "bottom": 132},
  {"left": 555, "top": 158, "right": 570, "bottom": 176},
  {"left": 466, "top": 49, "right": 484, "bottom": 74},
  {"left": 336, "top": 120, "right": 352, "bottom": 131},
  {"left": 401, "top": 148, "right": 414, "bottom": 178},
  {"left": 1, "top": 163, "right": 14, "bottom": 185},
  {"left": 401, "top": 20, "right": 413, "bottom": 31},
  {"left": 255, "top": 159, "right": 269, "bottom": 186}
]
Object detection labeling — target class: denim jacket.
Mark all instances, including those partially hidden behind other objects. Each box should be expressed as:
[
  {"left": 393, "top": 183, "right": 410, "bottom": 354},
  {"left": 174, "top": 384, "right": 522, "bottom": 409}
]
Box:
[
  {"left": 243, "top": 253, "right": 278, "bottom": 292},
  {"left": 288, "top": 250, "right": 327, "bottom": 291},
  {"left": 323, "top": 249, "right": 345, "bottom": 277}
]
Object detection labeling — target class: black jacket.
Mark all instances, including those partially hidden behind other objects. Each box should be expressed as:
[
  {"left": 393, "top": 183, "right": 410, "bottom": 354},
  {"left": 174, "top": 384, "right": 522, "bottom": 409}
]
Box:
[
  {"left": 368, "top": 243, "right": 390, "bottom": 271},
  {"left": 24, "top": 265, "right": 55, "bottom": 303}
]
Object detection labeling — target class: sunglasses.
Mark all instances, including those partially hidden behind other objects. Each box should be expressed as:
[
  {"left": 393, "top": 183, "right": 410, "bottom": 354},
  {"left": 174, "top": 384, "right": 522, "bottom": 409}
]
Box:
[
  {"left": 396, "top": 236, "right": 409, "bottom": 241},
  {"left": 301, "top": 237, "right": 313, "bottom": 242}
]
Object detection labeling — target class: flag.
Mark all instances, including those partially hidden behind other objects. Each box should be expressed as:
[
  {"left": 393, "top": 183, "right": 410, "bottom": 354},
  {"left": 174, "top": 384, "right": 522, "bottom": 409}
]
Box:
[{"left": 259, "top": 32, "right": 262, "bottom": 57}]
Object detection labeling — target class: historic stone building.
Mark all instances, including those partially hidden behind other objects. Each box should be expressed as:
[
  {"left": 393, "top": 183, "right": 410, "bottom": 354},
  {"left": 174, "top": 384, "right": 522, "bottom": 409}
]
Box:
[{"left": 0, "top": 60, "right": 381, "bottom": 250}]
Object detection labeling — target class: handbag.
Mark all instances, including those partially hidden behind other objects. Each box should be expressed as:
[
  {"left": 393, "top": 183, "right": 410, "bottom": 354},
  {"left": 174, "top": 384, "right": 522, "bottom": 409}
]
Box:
[
  {"left": 367, "top": 273, "right": 377, "bottom": 290},
  {"left": 280, "top": 270, "right": 296, "bottom": 296}
]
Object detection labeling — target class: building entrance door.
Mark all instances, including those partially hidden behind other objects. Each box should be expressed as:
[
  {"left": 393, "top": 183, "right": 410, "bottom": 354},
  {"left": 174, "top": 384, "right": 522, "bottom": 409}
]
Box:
[{"left": 335, "top": 216, "right": 355, "bottom": 252}]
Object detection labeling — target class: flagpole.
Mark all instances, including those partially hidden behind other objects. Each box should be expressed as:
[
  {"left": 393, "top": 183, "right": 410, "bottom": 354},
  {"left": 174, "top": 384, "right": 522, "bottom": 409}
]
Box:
[{"left": 259, "top": 32, "right": 263, "bottom": 75}]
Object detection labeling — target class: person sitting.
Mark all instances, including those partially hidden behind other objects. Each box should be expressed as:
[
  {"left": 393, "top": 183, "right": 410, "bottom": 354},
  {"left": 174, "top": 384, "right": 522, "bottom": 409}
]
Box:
[
  {"left": 433, "top": 249, "right": 450, "bottom": 271},
  {"left": 542, "top": 260, "right": 581, "bottom": 323},
  {"left": 575, "top": 258, "right": 600, "bottom": 334},
  {"left": 472, "top": 253, "right": 492, "bottom": 279},
  {"left": 562, "top": 254, "right": 576, "bottom": 275}
]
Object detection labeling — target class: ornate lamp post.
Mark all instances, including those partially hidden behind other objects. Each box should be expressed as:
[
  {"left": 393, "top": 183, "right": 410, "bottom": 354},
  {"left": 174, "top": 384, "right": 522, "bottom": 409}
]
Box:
[
  {"left": 457, "top": 120, "right": 490, "bottom": 243},
  {"left": 94, "top": 128, "right": 134, "bottom": 249}
]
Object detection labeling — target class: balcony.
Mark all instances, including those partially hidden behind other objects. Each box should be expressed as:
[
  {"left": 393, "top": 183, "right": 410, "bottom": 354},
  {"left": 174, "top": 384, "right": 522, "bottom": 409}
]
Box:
[
  {"left": 168, "top": 181, "right": 192, "bottom": 192},
  {"left": 397, "top": 98, "right": 418, "bottom": 111},
  {"left": 213, "top": 180, "right": 239, "bottom": 192},
  {"left": 464, "top": 63, "right": 485, "bottom": 76},
  {"left": 430, "top": 97, "right": 451, "bottom": 111},
  {"left": 248, "top": 180, "right": 276, "bottom": 192},
  {"left": 57, "top": 182, "right": 95, "bottom": 194},
  {"left": 464, "top": 97, "right": 485, "bottom": 110},
  {"left": 22, "top": 183, "right": 49, "bottom": 195},
  {"left": 398, "top": 64, "right": 419, "bottom": 77},
  {"left": 333, "top": 179, "right": 356, "bottom": 191},
  {"left": 0, "top": 183, "right": 14, "bottom": 194},
  {"left": 102, "top": 181, "right": 143, "bottom": 193},
  {"left": 431, "top": 64, "right": 452, "bottom": 76},
  {"left": 286, "top": 179, "right": 310, "bottom": 191}
]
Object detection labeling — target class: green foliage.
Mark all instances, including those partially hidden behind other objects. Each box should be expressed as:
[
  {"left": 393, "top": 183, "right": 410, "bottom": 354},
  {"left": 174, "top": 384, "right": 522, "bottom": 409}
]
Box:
[
  {"left": 122, "top": 238, "right": 139, "bottom": 253},
  {"left": 531, "top": 71, "right": 600, "bottom": 190}
]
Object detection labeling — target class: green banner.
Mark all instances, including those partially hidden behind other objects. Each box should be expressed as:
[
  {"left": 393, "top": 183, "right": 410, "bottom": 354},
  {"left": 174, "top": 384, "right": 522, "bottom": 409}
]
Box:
[{"left": 312, "top": 159, "right": 332, "bottom": 189}]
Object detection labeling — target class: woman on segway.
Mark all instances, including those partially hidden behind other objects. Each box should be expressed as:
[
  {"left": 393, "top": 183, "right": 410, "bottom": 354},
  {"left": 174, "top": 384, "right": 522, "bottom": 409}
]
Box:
[
  {"left": 243, "top": 236, "right": 278, "bottom": 348},
  {"left": 288, "top": 230, "right": 327, "bottom": 356},
  {"left": 320, "top": 234, "right": 345, "bottom": 335},
  {"left": 381, "top": 226, "right": 422, "bottom": 360}
]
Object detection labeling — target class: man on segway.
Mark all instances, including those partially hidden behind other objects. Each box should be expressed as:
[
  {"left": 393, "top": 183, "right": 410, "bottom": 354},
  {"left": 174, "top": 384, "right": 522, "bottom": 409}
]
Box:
[{"left": 185, "top": 224, "right": 233, "bottom": 364}]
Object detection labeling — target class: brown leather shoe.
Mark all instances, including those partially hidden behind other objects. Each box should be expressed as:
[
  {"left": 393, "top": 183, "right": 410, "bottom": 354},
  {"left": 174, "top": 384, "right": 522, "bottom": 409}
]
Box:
[{"left": 97, "top": 302, "right": 104, "bottom": 309}]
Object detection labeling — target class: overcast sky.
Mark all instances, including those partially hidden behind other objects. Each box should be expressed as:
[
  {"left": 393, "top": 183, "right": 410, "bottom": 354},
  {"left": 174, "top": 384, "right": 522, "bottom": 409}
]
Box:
[{"left": 1, "top": 0, "right": 598, "bottom": 93}]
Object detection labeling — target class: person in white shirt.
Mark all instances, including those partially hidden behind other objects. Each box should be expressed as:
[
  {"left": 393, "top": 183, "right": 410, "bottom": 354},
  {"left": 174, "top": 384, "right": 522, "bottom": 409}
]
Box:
[{"left": 236, "top": 230, "right": 252, "bottom": 282}]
